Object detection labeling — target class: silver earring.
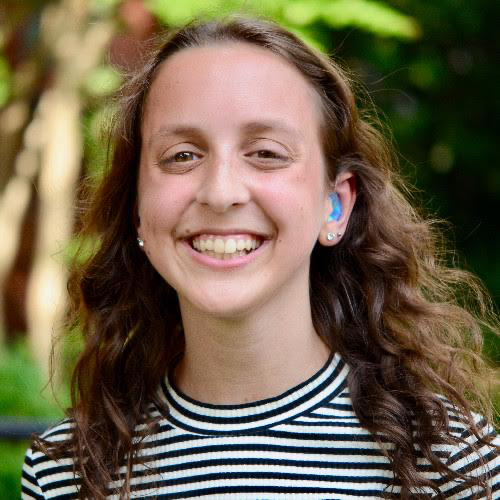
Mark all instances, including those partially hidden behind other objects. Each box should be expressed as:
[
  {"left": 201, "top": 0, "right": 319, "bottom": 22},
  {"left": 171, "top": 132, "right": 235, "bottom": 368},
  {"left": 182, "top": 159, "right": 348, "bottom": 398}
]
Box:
[
  {"left": 137, "top": 237, "right": 144, "bottom": 248},
  {"left": 327, "top": 232, "right": 342, "bottom": 241}
]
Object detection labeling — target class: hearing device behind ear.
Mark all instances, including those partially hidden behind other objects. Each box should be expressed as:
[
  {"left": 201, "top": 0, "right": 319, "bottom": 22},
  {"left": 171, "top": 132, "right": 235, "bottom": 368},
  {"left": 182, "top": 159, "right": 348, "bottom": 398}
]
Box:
[{"left": 328, "top": 193, "right": 342, "bottom": 222}]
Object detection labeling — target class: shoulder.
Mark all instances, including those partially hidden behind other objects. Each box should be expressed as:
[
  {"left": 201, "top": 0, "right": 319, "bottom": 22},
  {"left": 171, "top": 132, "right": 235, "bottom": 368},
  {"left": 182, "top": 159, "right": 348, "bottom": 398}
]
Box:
[
  {"left": 37, "top": 417, "right": 75, "bottom": 443},
  {"left": 21, "top": 419, "right": 79, "bottom": 500},
  {"left": 438, "top": 402, "right": 499, "bottom": 498},
  {"left": 440, "top": 398, "right": 498, "bottom": 447}
]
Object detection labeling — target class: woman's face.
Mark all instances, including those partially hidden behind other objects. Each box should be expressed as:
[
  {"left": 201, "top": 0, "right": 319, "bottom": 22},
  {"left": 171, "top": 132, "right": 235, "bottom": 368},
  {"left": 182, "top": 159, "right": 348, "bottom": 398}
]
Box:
[{"left": 137, "top": 42, "right": 336, "bottom": 318}]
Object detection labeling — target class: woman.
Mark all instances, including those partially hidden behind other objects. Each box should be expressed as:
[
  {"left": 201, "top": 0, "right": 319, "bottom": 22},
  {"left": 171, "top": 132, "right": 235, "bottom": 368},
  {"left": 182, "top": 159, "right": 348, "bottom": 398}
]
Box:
[{"left": 22, "top": 14, "right": 499, "bottom": 499}]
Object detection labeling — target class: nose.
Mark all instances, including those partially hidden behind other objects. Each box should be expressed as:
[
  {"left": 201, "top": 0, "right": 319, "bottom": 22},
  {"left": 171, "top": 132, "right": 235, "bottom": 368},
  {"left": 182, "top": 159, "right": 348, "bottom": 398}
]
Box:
[{"left": 195, "top": 154, "right": 250, "bottom": 213}]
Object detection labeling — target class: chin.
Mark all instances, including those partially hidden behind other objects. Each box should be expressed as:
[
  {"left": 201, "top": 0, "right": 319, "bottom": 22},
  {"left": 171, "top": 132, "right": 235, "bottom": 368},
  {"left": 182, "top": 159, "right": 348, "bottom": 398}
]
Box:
[
  {"left": 197, "top": 300, "right": 256, "bottom": 319},
  {"left": 185, "top": 290, "right": 263, "bottom": 320}
]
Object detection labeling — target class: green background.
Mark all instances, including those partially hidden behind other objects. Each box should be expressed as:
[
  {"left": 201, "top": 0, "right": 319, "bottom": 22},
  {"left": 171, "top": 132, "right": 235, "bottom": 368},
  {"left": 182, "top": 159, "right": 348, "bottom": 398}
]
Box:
[{"left": 1, "top": 0, "right": 498, "bottom": 497}]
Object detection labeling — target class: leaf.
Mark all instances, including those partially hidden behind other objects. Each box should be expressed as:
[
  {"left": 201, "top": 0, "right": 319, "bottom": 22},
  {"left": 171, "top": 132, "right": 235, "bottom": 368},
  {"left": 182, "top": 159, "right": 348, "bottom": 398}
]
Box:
[
  {"left": 285, "top": 0, "right": 420, "bottom": 40},
  {"left": 83, "top": 65, "right": 122, "bottom": 97},
  {"left": 145, "top": 0, "right": 289, "bottom": 26},
  {"left": 283, "top": 0, "right": 325, "bottom": 25},
  {"left": 145, "top": 0, "right": 222, "bottom": 25}
]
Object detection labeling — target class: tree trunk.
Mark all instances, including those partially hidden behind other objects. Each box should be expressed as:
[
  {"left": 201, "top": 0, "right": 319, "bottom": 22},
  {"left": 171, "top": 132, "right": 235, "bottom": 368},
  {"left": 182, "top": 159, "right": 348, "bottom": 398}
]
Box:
[{"left": 25, "top": 0, "right": 114, "bottom": 377}]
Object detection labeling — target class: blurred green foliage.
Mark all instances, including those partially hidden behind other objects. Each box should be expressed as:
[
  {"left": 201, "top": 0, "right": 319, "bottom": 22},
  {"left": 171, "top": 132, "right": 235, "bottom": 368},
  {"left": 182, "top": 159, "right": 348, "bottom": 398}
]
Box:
[
  {"left": 0, "top": 342, "right": 68, "bottom": 498},
  {"left": 83, "top": 65, "right": 122, "bottom": 98},
  {"left": 146, "top": 0, "right": 420, "bottom": 47},
  {"left": 0, "top": 344, "right": 67, "bottom": 417},
  {"left": 283, "top": 0, "right": 420, "bottom": 39},
  {"left": 1, "top": 0, "right": 499, "bottom": 494},
  {"left": 90, "top": 0, "right": 122, "bottom": 16},
  {"left": 0, "top": 54, "right": 12, "bottom": 107},
  {"left": 1, "top": 442, "right": 29, "bottom": 500}
]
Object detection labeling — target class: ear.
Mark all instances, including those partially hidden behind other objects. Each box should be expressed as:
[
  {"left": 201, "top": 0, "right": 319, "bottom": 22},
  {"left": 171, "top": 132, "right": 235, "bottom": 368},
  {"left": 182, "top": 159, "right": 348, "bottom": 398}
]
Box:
[{"left": 319, "top": 171, "right": 357, "bottom": 246}]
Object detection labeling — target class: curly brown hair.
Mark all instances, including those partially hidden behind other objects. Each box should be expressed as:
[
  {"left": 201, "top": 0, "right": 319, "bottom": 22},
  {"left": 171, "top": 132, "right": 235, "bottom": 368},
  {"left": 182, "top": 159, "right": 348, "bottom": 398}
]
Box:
[{"left": 36, "top": 13, "right": 499, "bottom": 499}]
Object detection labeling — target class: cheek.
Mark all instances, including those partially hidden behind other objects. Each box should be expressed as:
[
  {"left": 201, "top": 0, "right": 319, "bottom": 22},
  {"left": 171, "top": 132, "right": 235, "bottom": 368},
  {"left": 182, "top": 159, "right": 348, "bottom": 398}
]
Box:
[
  {"left": 258, "top": 172, "right": 324, "bottom": 234},
  {"left": 137, "top": 173, "right": 191, "bottom": 232}
]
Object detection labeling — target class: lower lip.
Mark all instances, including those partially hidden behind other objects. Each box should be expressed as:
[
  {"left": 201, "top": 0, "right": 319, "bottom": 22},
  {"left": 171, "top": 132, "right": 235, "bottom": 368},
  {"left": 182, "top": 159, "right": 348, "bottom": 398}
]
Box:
[{"left": 181, "top": 240, "right": 269, "bottom": 269}]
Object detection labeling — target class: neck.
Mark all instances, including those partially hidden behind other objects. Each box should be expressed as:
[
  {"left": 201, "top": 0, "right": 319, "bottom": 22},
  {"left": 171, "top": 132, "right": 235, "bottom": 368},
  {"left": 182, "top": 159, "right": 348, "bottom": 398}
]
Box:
[{"left": 174, "top": 279, "right": 331, "bottom": 405}]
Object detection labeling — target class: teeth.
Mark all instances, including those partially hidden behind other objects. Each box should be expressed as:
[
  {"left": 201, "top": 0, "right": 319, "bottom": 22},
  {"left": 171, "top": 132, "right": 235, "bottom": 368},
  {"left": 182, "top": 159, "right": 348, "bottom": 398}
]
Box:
[
  {"left": 213, "top": 239, "right": 225, "bottom": 253},
  {"left": 224, "top": 239, "right": 237, "bottom": 254},
  {"left": 191, "top": 236, "right": 262, "bottom": 256}
]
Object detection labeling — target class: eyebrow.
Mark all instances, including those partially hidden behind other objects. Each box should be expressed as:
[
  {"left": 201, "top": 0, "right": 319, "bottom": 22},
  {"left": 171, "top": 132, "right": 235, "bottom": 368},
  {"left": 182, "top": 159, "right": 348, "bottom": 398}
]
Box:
[{"left": 147, "top": 120, "right": 303, "bottom": 148}]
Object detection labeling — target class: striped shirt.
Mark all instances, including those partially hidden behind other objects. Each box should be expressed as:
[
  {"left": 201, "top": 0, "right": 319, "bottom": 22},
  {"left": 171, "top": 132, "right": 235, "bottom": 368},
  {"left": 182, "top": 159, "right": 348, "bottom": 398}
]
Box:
[{"left": 22, "top": 353, "right": 499, "bottom": 498}]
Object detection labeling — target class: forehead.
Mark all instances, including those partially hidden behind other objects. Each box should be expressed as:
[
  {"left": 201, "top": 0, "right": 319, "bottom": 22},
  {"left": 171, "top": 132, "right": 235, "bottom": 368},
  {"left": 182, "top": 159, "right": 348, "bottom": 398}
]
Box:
[{"left": 142, "top": 42, "right": 323, "bottom": 138}]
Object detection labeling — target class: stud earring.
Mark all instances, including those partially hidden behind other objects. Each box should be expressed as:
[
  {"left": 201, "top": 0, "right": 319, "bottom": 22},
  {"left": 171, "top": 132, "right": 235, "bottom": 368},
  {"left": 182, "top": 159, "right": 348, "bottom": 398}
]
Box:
[
  {"left": 326, "top": 232, "right": 342, "bottom": 242},
  {"left": 328, "top": 192, "right": 342, "bottom": 222},
  {"left": 137, "top": 237, "right": 145, "bottom": 248}
]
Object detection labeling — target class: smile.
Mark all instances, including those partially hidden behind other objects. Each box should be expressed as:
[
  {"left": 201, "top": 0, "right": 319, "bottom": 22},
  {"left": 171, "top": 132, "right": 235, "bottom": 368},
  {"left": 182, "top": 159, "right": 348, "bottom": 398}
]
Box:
[{"left": 191, "top": 235, "right": 263, "bottom": 260}]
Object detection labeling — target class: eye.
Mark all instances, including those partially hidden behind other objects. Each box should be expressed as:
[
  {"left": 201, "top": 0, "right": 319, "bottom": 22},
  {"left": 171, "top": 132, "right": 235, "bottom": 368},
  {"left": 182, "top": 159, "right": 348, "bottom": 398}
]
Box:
[
  {"left": 157, "top": 150, "right": 202, "bottom": 173},
  {"left": 245, "top": 138, "right": 292, "bottom": 166},
  {"left": 251, "top": 150, "right": 289, "bottom": 161},
  {"left": 161, "top": 151, "right": 201, "bottom": 164}
]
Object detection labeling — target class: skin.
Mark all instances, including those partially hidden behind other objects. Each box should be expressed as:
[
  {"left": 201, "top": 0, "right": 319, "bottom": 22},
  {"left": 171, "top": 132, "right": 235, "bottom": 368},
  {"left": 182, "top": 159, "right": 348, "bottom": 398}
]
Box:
[{"left": 137, "top": 43, "right": 356, "bottom": 404}]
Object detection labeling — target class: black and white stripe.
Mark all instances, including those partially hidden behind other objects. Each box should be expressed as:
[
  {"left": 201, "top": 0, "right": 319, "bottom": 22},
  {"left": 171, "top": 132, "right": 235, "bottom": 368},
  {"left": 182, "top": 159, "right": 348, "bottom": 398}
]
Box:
[{"left": 22, "top": 354, "right": 499, "bottom": 498}]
